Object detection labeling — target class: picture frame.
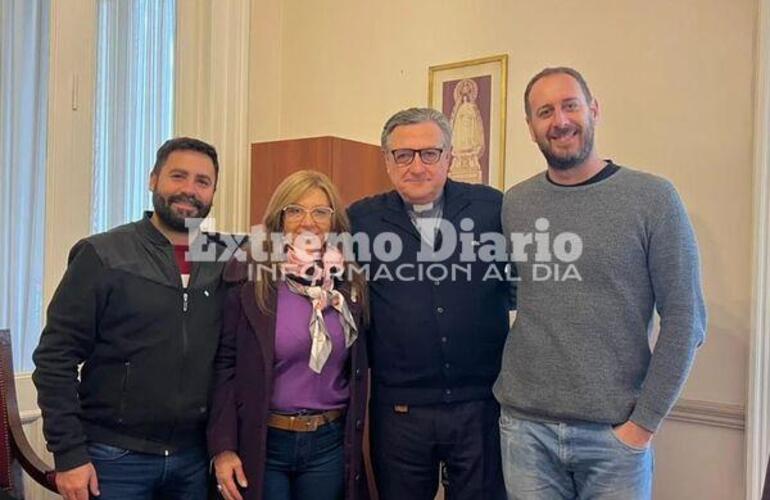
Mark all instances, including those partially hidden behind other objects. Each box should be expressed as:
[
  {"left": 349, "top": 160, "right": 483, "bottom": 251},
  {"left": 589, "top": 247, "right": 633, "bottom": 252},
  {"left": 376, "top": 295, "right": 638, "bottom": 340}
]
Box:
[{"left": 428, "top": 54, "right": 508, "bottom": 189}]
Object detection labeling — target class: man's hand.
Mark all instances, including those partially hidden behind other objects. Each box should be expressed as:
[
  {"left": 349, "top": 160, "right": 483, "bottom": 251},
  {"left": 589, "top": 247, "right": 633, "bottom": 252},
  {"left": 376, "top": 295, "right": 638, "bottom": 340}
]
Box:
[
  {"left": 55, "top": 462, "right": 100, "bottom": 500},
  {"left": 214, "top": 450, "right": 248, "bottom": 500},
  {"left": 612, "top": 420, "right": 653, "bottom": 449}
]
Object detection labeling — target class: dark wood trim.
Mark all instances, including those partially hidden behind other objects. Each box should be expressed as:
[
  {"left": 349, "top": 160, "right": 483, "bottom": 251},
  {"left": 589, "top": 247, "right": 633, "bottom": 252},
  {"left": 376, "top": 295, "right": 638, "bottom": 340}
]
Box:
[{"left": 0, "top": 330, "right": 57, "bottom": 493}]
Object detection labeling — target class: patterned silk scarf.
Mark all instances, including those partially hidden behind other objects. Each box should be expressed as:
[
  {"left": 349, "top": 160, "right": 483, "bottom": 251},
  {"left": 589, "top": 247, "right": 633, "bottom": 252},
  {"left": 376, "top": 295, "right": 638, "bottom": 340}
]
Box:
[{"left": 281, "top": 243, "right": 358, "bottom": 374}]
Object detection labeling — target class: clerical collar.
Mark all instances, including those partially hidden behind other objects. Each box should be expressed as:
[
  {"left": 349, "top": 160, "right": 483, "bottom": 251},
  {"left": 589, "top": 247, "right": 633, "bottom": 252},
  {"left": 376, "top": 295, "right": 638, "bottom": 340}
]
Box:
[
  {"left": 404, "top": 194, "right": 444, "bottom": 215},
  {"left": 404, "top": 194, "right": 444, "bottom": 247}
]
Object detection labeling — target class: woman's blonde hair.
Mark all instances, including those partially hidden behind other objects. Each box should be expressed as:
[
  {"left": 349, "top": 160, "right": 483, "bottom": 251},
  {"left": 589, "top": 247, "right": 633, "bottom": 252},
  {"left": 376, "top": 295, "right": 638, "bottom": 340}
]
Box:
[{"left": 252, "top": 169, "right": 367, "bottom": 319}]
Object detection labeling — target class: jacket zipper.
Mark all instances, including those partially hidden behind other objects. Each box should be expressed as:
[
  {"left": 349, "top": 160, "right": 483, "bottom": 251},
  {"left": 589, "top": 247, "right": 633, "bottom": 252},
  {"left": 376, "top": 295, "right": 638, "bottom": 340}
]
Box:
[
  {"left": 166, "top": 289, "right": 190, "bottom": 444},
  {"left": 182, "top": 291, "right": 189, "bottom": 354},
  {"left": 118, "top": 361, "right": 131, "bottom": 423}
]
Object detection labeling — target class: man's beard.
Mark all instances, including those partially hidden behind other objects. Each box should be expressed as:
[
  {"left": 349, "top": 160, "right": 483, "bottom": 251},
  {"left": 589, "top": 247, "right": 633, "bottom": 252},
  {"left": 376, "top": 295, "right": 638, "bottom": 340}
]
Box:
[
  {"left": 152, "top": 191, "right": 211, "bottom": 232},
  {"left": 538, "top": 119, "right": 595, "bottom": 171}
]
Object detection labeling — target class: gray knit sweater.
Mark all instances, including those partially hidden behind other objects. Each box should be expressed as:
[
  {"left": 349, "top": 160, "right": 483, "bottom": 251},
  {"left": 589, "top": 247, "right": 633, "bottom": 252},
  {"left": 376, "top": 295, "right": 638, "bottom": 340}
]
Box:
[{"left": 493, "top": 166, "right": 706, "bottom": 432}]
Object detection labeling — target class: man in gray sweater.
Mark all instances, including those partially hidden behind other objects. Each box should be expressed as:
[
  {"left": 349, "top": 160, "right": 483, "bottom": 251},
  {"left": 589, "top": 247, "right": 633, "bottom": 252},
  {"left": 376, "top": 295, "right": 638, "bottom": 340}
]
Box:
[{"left": 493, "top": 67, "right": 706, "bottom": 499}]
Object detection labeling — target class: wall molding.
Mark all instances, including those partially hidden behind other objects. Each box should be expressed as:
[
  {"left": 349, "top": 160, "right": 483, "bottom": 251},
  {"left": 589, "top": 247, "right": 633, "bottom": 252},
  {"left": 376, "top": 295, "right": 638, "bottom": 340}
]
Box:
[
  {"left": 668, "top": 398, "right": 745, "bottom": 431},
  {"left": 20, "top": 409, "right": 41, "bottom": 425},
  {"left": 13, "top": 371, "right": 748, "bottom": 431},
  {"left": 748, "top": 0, "right": 770, "bottom": 497},
  {"left": 14, "top": 375, "right": 41, "bottom": 424}
]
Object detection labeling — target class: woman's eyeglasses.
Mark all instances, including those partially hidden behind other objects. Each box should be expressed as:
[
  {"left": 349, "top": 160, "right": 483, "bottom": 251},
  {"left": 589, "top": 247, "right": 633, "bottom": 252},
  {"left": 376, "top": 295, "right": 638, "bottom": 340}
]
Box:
[{"left": 282, "top": 205, "right": 335, "bottom": 223}]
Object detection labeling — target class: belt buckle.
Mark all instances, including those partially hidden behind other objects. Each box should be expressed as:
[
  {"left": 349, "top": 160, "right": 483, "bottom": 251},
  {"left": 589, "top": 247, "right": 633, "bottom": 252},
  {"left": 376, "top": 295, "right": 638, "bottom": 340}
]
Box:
[
  {"left": 290, "top": 414, "right": 319, "bottom": 432},
  {"left": 304, "top": 417, "right": 319, "bottom": 432}
]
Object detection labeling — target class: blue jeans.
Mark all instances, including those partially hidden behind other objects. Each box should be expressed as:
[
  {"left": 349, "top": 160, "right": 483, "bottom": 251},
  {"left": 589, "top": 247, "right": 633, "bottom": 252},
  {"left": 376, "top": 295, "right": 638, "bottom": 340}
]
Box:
[
  {"left": 263, "top": 420, "right": 345, "bottom": 500},
  {"left": 87, "top": 442, "right": 208, "bottom": 500},
  {"left": 499, "top": 407, "right": 653, "bottom": 500}
]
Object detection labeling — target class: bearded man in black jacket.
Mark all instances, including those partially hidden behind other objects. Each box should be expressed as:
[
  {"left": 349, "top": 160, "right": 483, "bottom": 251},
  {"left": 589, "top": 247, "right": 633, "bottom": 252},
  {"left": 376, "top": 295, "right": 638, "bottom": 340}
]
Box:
[{"left": 33, "top": 137, "right": 230, "bottom": 500}]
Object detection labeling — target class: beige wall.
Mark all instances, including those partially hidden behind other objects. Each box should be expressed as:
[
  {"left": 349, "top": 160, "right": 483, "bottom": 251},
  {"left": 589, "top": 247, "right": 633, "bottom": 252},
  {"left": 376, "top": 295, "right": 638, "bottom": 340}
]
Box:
[{"left": 249, "top": 0, "right": 758, "bottom": 497}]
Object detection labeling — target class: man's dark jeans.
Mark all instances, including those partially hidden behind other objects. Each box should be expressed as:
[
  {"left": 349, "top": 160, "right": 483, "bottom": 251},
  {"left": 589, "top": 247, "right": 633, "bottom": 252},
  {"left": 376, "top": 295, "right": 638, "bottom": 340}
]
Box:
[
  {"left": 87, "top": 442, "right": 208, "bottom": 500},
  {"left": 371, "top": 399, "right": 506, "bottom": 500}
]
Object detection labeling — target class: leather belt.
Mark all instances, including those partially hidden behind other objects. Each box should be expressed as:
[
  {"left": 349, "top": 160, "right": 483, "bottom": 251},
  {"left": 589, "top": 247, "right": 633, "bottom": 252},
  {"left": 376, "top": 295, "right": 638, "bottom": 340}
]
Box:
[{"left": 267, "top": 409, "right": 344, "bottom": 432}]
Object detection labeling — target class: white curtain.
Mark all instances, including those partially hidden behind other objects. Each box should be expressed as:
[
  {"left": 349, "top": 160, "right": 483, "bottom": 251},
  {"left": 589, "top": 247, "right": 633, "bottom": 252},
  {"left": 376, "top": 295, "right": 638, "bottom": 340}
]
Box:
[
  {"left": 0, "top": 0, "right": 50, "bottom": 372},
  {"left": 91, "top": 0, "right": 175, "bottom": 233}
]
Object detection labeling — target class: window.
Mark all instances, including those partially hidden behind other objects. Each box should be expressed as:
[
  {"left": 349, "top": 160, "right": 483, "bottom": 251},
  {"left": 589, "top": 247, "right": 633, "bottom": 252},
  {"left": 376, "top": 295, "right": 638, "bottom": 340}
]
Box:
[
  {"left": 0, "top": 0, "right": 50, "bottom": 372},
  {"left": 91, "top": 0, "right": 176, "bottom": 232},
  {"left": 0, "top": 0, "right": 176, "bottom": 370}
]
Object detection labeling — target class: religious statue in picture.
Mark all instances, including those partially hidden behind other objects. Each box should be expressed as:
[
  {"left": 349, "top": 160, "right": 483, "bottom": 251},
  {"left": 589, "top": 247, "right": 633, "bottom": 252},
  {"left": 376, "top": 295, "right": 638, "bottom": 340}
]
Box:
[{"left": 449, "top": 78, "right": 485, "bottom": 184}]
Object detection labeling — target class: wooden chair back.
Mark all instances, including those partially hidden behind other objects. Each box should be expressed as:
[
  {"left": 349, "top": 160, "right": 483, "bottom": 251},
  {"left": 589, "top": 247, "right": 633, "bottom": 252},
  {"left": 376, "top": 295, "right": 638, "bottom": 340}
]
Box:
[{"left": 0, "top": 329, "right": 56, "bottom": 496}]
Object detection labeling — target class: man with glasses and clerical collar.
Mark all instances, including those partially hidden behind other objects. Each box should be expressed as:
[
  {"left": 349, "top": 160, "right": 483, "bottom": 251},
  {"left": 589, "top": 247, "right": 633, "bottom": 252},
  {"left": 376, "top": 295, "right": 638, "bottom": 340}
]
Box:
[{"left": 348, "top": 107, "right": 511, "bottom": 500}]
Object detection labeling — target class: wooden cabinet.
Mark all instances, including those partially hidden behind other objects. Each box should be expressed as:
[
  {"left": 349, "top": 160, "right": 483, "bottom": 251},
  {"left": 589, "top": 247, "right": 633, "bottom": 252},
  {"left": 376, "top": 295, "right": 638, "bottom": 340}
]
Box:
[{"left": 250, "top": 136, "right": 392, "bottom": 224}]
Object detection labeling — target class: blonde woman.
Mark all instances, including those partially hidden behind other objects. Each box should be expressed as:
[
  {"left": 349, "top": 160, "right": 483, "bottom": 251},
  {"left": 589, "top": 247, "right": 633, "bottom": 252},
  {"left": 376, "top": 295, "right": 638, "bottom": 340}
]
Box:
[{"left": 208, "top": 170, "right": 370, "bottom": 500}]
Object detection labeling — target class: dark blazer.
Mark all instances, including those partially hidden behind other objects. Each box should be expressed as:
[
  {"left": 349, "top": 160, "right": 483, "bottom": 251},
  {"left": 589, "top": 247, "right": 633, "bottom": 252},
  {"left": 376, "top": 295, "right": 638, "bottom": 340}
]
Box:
[
  {"left": 207, "top": 260, "right": 371, "bottom": 500},
  {"left": 347, "top": 179, "right": 511, "bottom": 406}
]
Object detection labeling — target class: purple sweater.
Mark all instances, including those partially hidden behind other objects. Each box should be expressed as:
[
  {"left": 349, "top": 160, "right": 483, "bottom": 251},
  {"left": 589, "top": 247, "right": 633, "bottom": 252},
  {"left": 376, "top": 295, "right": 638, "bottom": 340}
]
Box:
[{"left": 270, "top": 283, "right": 351, "bottom": 412}]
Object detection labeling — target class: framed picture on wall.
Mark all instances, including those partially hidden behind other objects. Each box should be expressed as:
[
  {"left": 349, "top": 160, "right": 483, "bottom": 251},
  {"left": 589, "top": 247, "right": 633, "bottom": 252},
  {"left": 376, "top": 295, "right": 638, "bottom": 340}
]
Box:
[{"left": 428, "top": 54, "right": 508, "bottom": 189}]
